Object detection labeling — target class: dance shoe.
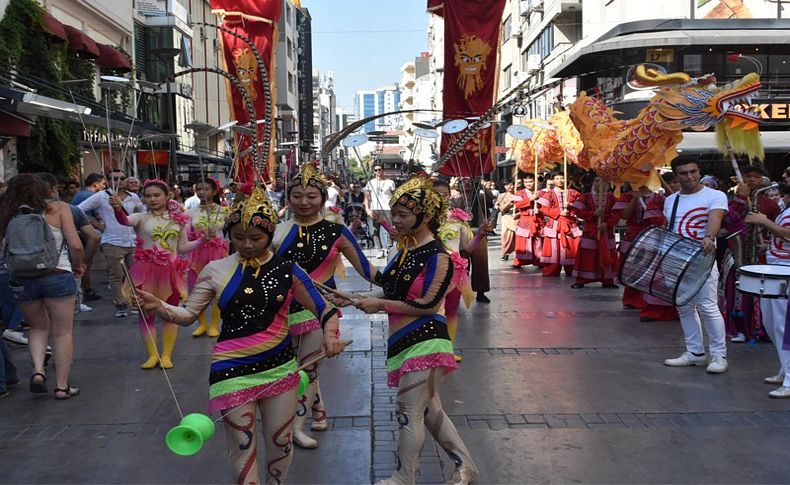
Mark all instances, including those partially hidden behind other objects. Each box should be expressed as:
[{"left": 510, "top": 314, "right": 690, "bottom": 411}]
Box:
[
  {"left": 475, "top": 293, "right": 490, "bottom": 303},
  {"left": 293, "top": 429, "right": 318, "bottom": 449},
  {"left": 706, "top": 355, "right": 728, "bottom": 374},
  {"left": 192, "top": 325, "right": 207, "bottom": 337},
  {"left": 454, "top": 354, "right": 463, "bottom": 363},
  {"left": 768, "top": 386, "right": 790, "bottom": 399},
  {"left": 764, "top": 374, "right": 785, "bottom": 385},
  {"left": 140, "top": 356, "right": 160, "bottom": 369},
  {"left": 311, "top": 419, "right": 328, "bottom": 431},
  {"left": 206, "top": 327, "right": 220, "bottom": 338},
  {"left": 446, "top": 465, "right": 479, "bottom": 485},
  {"left": 159, "top": 356, "right": 174, "bottom": 369},
  {"left": 663, "top": 352, "right": 707, "bottom": 367}
]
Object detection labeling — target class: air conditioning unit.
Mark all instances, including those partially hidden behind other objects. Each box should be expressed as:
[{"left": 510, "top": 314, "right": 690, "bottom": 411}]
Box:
[{"left": 527, "top": 54, "right": 541, "bottom": 73}]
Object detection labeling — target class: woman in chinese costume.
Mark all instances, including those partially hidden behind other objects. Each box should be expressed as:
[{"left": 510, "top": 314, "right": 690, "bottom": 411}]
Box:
[
  {"left": 133, "top": 186, "right": 344, "bottom": 484},
  {"left": 272, "top": 162, "right": 379, "bottom": 449},
  {"left": 110, "top": 179, "right": 202, "bottom": 369},
  {"left": 337, "top": 175, "right": 478, "bottom": 485}
]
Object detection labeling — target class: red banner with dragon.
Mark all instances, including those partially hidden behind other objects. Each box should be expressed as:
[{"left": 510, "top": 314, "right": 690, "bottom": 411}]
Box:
[
  {"left": 211, "top": 0, "right": 281, "bottom": 183},
  {"left": 430, "top": 0, "right": 506, "bottom": 177}
]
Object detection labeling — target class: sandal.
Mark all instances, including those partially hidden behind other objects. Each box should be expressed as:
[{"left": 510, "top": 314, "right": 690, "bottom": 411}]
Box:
[
  {"left": 54, "top": 386, "right": 80, "bottom": 400},
  {"left": 571, "top": 283, "right": 585, "bottom": 289},
  {"left": 29, "top": 372, "right": 47, "bottom": 394}
]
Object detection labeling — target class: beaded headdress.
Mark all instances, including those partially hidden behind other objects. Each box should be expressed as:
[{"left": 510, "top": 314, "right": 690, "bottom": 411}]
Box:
[
  {"left": 390, "top": 175, "right": 447, "bottom": 228},
  {"left": 224, "top": 184, "right": 279, "bottom": 233},
  {"left": 289, "top": 161, "right": 327, "bottom": 196}
]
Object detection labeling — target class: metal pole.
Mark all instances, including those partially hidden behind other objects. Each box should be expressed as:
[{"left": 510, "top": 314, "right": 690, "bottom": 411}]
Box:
[{"left": 165, "top": 78, "right": 177, "bottom": 184}]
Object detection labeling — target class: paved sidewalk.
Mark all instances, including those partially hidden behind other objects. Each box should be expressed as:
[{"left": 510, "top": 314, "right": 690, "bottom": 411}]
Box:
[{"left": 1, "top": 246, "right": 790, "bottom": 484}]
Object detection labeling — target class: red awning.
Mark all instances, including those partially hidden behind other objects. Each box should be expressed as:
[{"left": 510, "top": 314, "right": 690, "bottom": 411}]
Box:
[
  {"left": 41, "top": 11, "right": 67, "bottom": 41},
  {"left": 63, "top": 25, "right": 100, "bottom": 58},
  {"left": 0, "top": 111, "right": 33, "bottom": 137},
  {"left": 96, "top": 44, "right": 132, "bottom": 72}
]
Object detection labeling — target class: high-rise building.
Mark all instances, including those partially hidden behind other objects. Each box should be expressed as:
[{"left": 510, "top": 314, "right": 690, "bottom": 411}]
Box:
[
  {"left": 354, "top": 85, "right": 403, "bottom": 133},
  {"left": 296, "top": 7, "right": 314, "bottom": 160},
  {"left": 276, "top": 0, "right": 301, "bottom": 167}
]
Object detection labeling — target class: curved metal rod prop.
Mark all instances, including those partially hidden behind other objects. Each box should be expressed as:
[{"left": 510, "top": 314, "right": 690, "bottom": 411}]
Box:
[
  {"left": 320, "top": 109, "right": 442, "bottom": 160},
  {"left": 438, "top": 77, "right": 556, "bottom": 169},
  {"left": 192, "top": 21, "right": 273, "bottom": 170},
  {"left": 169, "top": 67, "right": 259, "bottom": 170}
]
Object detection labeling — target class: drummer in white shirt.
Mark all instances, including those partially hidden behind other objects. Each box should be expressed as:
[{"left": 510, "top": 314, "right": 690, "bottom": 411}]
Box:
[
  {"left": 662, "top": 156, "right": 729, "bottom": 374},
  {"left": 745, "top": 208, "right": 790, "bottom": 398}
]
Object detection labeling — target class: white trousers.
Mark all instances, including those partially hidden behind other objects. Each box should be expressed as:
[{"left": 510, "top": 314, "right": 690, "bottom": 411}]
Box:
[
  {"left": 677, "top": 265, "right": 727, "bottom": 357},
  {"left": 759, "top": 296, "right": 790, "bottom": 387}
]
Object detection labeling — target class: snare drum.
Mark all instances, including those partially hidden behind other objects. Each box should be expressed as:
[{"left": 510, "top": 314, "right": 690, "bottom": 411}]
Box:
[
  {"left": 736, "top": 264, "right": 790, "bottom": 299},
  {"left": 619, "top": 227, "right": 714, "bottom": 306}
]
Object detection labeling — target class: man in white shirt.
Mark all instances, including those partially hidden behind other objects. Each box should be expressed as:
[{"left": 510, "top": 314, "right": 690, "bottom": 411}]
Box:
[
  {"left": 77, "top": 172, "right": 146, "bottom": 318},
  {"left": 662, "top": 156, "right": 729, "bottom": 373},
  {"left": 184, "top": 183, "right": 201, "bottom": 209},
  {"left": 364, "top": 165, "right": 396, "bottom": 259}
]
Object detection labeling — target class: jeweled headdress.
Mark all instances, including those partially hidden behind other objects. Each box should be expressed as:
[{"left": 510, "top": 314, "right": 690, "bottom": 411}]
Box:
[
  {"left": 224, "top": 184, "right": 279, "bottom": 233},
  {"left": 390, "top": 175, "right": 447, "bottom": 228},
  {"left": 289, "top": 161, "right": 327, "bottom": 196}
]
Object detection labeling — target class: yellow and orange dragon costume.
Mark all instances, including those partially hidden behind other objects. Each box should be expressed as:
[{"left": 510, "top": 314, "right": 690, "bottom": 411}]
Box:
[{"left": 569, "top": 65, "right": 764, "bottom": 193}]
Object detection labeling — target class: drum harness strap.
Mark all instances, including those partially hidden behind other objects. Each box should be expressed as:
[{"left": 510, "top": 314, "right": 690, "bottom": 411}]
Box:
[{"left": 668, "top": 194, "right": 681, "bottom": 234}]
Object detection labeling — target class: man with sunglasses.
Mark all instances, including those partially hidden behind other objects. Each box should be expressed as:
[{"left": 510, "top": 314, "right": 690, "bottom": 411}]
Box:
[{"left": 364, "top": 165, "right": 396, "bottom": 259}]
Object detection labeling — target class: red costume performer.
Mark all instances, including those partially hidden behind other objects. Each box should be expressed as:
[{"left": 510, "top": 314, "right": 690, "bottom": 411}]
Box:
[
  {"left": 571, "top": 182, "right": 620, "bottom": 287},
  {"left": 538, "top": 174, "right": 581, "bottom": 277},
  {"left": 639, "top": 191, "right": 681, "bottom": 321},
  {"left": 513, "top": 183, "right": 543, "bottom": 267}
]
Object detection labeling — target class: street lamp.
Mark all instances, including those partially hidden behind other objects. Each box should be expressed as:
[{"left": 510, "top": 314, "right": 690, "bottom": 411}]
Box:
[{"left": 152, "top": 47, "right": 182, "bottom": 183}]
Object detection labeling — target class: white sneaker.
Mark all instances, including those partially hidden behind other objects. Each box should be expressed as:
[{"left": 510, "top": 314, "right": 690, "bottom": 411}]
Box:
[
  {"left": 79, "top": 304, "right": 93, "bottom": 312},
  {"left": 764, "top": 373, "right": 785, "bottom": 385},
  {"left": 293, "top": 429, "right": 318, "bottom": 449},
  {"left": 664, "top": 351, "right": 706, "bottom": 367},
  {"left": 2, "top": 329, "right": 28, "bottom": 345},
  {"left": 768, "top": 386, "right": 790, "bottom": 398},
  {"left": 706, "top": 355, "right": 728, "bottom": 374},
  {"left": 730, "top": 332, "right": 746, "bottom": 343}
]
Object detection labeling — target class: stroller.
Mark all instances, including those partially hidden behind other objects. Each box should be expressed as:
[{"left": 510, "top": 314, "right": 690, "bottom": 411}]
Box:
[{"left": 345, "top": 207, "right": 373, "bottom": 249}]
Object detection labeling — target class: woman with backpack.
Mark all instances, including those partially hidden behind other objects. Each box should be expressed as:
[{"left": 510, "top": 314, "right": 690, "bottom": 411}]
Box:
[{"left": 0, "top": 174, "right": 84, "bottom": 400}]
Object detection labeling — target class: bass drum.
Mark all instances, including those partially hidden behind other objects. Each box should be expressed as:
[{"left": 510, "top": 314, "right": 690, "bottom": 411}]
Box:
[{"left": 619, "top": 227, "right": 714, "bottom": 306}]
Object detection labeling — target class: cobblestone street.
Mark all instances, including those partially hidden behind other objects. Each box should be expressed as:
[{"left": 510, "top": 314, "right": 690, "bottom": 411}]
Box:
[{"left": 2, "top": 247, "right": 790, "bottom": 484}]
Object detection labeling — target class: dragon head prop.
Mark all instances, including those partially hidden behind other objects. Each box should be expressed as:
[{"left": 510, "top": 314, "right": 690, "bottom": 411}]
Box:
[
  {"left": 569, "top": 66, "right": 764, "bottom": 194},
  {"left": 641, "top": 66, "right": 764, "bottom": 160}
]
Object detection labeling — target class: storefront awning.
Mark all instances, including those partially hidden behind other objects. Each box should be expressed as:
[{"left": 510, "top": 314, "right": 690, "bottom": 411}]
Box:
[
  {"left": 0, "top": 110, "right": 33, "bottom": 137},
  {"left": 63, "top": 25, "right": 100, "bottom": 58},
  {"left": 677, "top": 131, "right": 790, "bottom": 155},
  {"left": 41, "top": 11, "right": 67, "bottom": 41},
  {"left": 96, "top": 44, "right": 132, "bottom": 72},
  {"left": 552, "top": 22, "right": 790, "bottom": 78}
]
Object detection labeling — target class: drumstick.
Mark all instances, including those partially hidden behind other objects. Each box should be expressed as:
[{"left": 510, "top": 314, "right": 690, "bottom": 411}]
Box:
[
  {"left": 296, "top": 339, "right": 354, "bottom": 369},
  {"left": 314, "top": 281, "right": 361, "bottom": 301}
]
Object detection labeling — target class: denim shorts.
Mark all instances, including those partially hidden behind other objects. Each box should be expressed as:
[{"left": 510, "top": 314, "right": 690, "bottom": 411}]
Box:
[{"left": 10, "top": 272, "right": 77, "bottom": 303}]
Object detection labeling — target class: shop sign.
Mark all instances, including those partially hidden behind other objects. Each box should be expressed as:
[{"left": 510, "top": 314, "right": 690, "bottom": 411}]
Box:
[
  {"left": 645, "top": 48, "right": 674, "bottom": 63},
  {"left": 735, "top": 99, "right": 790, "bottom": 122}
]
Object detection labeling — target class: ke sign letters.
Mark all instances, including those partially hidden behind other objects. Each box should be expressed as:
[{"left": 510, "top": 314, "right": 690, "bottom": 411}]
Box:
[{"left": 736, "top": 99, "right": 790, "bottom": 123}]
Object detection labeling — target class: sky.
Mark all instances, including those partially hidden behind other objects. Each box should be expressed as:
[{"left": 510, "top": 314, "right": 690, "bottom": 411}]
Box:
[{"left": 301, "top": 0, "right": 431, "bottom": 111}]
